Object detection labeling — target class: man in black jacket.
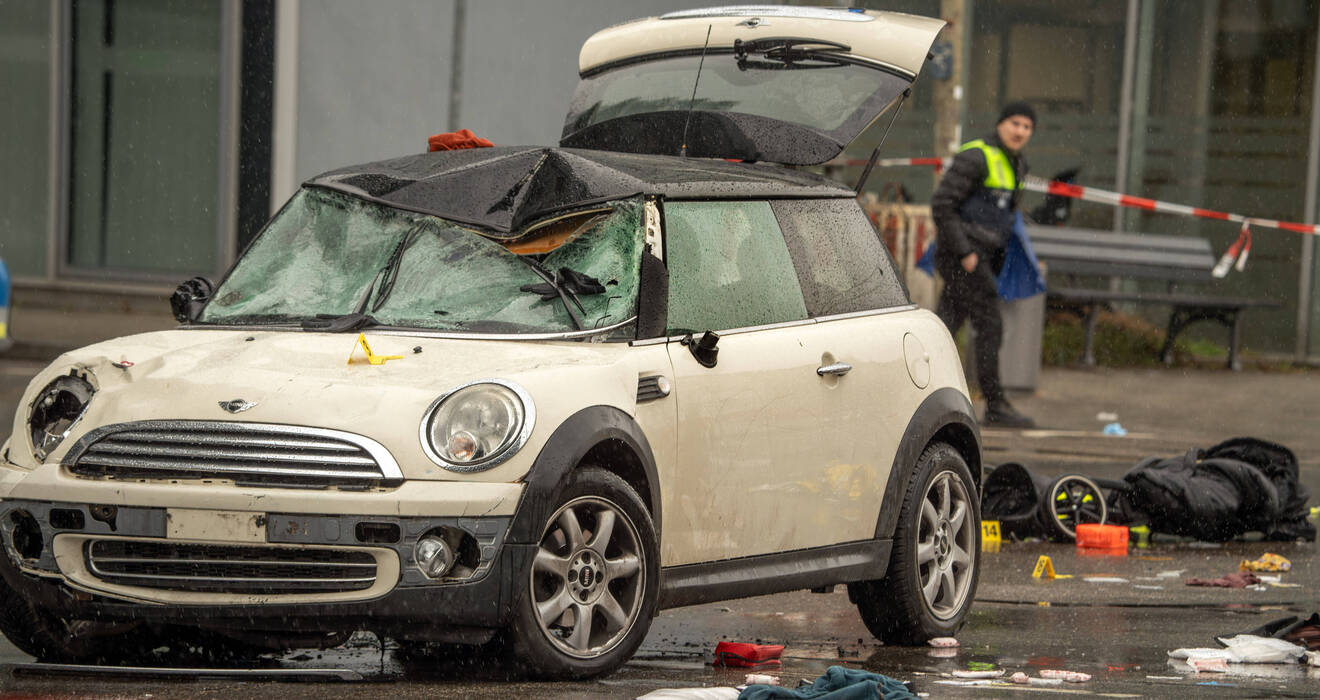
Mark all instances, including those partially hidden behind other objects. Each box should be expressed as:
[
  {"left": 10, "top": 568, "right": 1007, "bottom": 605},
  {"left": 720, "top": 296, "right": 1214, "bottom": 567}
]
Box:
[{"left": 931, "top": 102, "right": 1036, "bottom": 428}]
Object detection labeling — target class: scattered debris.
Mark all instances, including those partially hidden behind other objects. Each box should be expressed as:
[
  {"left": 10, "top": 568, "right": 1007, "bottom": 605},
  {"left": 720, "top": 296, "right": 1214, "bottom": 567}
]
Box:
[
  {"left": 1216, "top": 635, "right": 1308, "bottom": 663},
  {"left": 740, "top": 666, "right": 916, "bottom": 700},
  {"left": 951, "top": 669, "right": 1003, "bottom": 679},
  {"left": 111, "top": 359, "right": 134, "bottom": 369},
  {"left": 1185, "top": 572, "right": 1260, "bottom": 588},
  {"left": 927, "top": 637, "right": 959, "bottom": 648},
  {"left": 1102, "top": 422, "right": 1127, "bottom": 436},
  {"left": 1239, "top": 552, "right": 1291, "bottom": 572},
  {"left": 1075, "top": 523, "right": 1129, "bottom": 554},
  {"left": 1083, "top": 576, "right": 1128, "bottom": 583},
  {"left": 1039, "top": 669, "right": 1092, "bottom": 682},
  {"left": 712, "top": 642, "right": 783, "bottom": 669},
  {"left": 744, "top": 674, "right": 779, "bottom": 686},
  {"left": 1096, "top": 411, "right": 1119, "bottom": 422},
  {"left": 636, "top": 688, "right": 740, "bottom": 700}
]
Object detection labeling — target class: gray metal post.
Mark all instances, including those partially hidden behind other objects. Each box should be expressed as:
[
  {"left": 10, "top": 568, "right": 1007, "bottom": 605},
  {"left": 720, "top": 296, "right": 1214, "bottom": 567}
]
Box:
[
  {"left": 1295, "top": 9, "right": 1320, "bottom": 361},
  {"left": 447, "top": 0, "right": 466, "bottom": 132},
  {"left": 1112, "top": 0, "right": 1140, "bottom": 233}
]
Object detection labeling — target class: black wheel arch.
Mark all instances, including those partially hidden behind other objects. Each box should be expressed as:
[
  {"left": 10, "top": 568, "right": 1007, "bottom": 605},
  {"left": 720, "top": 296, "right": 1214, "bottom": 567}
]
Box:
[
  {"left": 506, "top": 405, "right": 661, "bottom": 545},
  {"left": 873, "top": 388, "right": 981, "bottom": 540}
]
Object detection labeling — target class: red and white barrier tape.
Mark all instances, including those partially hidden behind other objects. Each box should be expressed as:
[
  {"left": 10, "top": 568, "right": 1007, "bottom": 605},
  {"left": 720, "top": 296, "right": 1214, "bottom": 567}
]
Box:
[{"left": 850, "top": 156, "right": 1320, "bottom": 277}]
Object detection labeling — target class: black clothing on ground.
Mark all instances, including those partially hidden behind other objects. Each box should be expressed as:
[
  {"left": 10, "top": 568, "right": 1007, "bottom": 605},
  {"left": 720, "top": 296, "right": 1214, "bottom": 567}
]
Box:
[
  {"left": 931, "top": 133, "right": 1026, "bottom": 404},
  {"left": 1116, "top": 437, "right": 1315, "bottom": 542}
]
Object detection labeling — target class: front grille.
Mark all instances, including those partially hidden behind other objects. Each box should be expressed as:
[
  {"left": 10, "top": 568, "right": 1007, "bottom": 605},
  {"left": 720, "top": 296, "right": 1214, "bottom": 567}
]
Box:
[
  {"left": 86, "top": 539, "right": 378, "bottom": 594},
  {"left": 64, "top": 421, "right": 403, "bottom": 488}
]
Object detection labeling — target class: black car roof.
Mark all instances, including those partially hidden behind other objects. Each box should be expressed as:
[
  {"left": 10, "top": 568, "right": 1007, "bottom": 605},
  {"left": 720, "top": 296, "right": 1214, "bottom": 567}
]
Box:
[{"left": 306, "top": 146, "right": 852, "bottom": 239}]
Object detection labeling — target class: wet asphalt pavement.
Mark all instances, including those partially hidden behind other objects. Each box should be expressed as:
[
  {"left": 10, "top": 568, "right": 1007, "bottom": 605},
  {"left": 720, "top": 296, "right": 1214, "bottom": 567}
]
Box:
[{"left": 0, "top": 362, "right": 1317, "bottom": 697}]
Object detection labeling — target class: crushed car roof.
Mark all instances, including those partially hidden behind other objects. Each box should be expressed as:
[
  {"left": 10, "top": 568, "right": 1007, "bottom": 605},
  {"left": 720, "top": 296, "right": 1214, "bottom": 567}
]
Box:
[{"left": 306, "top": 146, "right": 851, "bottom": 238}]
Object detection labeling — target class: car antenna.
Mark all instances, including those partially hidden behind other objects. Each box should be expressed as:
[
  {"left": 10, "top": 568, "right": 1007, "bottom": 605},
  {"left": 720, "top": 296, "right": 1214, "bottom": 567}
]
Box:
[
  {"left": 854, "top": 88, "right": 912, "bottom": 195},
  {"left": 679, "top": 24, "right": 713, "bottom": 158}
]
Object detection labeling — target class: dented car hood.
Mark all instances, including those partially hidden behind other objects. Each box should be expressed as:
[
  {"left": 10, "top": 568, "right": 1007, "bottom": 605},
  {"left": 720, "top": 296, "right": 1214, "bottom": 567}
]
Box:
[{"left": 9, "top": 329, "right": 639, "bottom": 482}]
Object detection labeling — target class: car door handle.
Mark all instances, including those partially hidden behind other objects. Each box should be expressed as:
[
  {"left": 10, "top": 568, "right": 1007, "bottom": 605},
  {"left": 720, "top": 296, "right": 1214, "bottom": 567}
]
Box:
[{"left": 816, "top": 362, "right": 852, "bottom": 377}]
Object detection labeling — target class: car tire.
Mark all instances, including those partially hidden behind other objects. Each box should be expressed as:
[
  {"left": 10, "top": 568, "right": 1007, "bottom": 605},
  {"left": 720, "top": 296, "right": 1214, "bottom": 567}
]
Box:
[
  {"left": 507, "top": 467, "right": 658, "bottom": 679},
  {"left": 0, "top": 574, "right": 132, "bottom": 662},
  {"left": 850, "top": 442, "right": 980, "bottom": 645}
]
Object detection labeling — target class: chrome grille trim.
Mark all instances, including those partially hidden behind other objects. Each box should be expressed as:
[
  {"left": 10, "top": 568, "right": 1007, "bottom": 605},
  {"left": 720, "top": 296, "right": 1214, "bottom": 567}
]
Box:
[
  {"left": 63, "top": 421, "right": 403, "bottom": 488},
  {"left": 85, "top": 539, "right": 379, "bottom": 593}
]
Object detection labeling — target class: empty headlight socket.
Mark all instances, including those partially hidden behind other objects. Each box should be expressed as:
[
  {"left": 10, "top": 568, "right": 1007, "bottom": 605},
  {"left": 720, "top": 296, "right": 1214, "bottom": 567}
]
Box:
[{"left": 6, "top": 510, "right": 44, "bottom": 561}]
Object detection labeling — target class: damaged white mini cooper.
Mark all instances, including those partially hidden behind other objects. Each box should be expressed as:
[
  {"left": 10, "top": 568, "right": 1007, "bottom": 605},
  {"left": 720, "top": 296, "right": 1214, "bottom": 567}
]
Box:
[{"left": 0, "top": 6, "right": 979, "bottom": 678}]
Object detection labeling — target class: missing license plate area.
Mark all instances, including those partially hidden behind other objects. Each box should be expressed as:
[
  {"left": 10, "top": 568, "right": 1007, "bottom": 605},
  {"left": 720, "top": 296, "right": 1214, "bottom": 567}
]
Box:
[{"left": 165, "top": 508, "right": 265, "bottom": 542}]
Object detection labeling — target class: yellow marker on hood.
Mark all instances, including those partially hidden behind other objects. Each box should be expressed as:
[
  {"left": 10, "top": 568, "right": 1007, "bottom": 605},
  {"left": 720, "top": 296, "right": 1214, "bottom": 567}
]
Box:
[{"left": 348, "top": 333, "right": 404, "bottom": 365}]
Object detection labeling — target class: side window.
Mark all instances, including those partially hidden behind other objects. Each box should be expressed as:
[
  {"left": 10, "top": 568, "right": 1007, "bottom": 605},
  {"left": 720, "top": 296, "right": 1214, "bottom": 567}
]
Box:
[
  {"left": 664, "top": 201, "right": 809, "bottom": 334},
  {"left": 772, "top": 199, "right": 910, "bottom": 316}
]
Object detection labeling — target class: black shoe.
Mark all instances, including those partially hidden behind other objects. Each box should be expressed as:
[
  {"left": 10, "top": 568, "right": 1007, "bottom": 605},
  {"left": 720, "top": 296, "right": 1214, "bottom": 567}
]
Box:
[{"left": 984, "top": 400, "right": 1036, "bottom": 429}]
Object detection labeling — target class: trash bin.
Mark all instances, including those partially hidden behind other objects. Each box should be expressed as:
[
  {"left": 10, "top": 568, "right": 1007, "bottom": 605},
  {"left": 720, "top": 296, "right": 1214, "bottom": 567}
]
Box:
[{"left": 998, "top": 292, "right": 1044, "bottom": 391}]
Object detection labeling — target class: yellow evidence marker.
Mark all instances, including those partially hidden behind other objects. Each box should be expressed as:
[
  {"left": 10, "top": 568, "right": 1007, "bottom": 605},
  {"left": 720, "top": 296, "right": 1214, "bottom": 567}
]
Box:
[
  {"left": 348, "top": 333, "right": 405, "bottom": 365},
  {"left": 1031, "top": 555, "right": 1073, "bottom": 580}
]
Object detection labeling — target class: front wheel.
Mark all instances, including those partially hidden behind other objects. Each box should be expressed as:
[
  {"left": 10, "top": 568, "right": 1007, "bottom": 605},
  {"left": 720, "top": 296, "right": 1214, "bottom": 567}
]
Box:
[
  {"left": 507, "top": 467, "right": 658, "bottom": 678},
  {"left": 850, "top": 442, "right": 980, "bottom": 644}
]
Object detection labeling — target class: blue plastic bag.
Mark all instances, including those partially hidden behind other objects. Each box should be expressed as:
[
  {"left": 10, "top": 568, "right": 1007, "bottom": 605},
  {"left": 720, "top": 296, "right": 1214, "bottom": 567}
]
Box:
[{"left": 916, "top": 212, "right": 1046, "bottom": 302}]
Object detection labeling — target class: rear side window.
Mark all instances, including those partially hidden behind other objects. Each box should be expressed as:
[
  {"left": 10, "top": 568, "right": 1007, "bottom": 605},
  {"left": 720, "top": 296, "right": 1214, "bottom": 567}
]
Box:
[
  {"left": 663, "top": 201, "right": 809, "bottom": 334},
  {"left": 772, "top": 199, "right": 909, "bottom": 316}
]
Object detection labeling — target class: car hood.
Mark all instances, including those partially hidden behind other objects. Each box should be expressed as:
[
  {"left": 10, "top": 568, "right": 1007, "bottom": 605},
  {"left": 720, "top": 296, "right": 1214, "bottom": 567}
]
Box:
[{"left": 12, "top": 329, "right": 638, "bottom": 480}]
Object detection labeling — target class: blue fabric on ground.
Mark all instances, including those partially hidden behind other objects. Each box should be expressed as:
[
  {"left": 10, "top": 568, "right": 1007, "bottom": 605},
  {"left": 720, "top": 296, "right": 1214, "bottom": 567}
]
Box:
[
  {"left": 915, "top": 212, "right": 1045, "bottom": 302},
  {"left": 737, "top": 665, "right": 917, "bottom": 700}
]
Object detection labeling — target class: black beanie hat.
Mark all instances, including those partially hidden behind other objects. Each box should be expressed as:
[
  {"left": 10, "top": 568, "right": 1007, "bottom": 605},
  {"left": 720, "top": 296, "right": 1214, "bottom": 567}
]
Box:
[{"left": 998, "top": 101, "right": 1037, "bottom": 126}]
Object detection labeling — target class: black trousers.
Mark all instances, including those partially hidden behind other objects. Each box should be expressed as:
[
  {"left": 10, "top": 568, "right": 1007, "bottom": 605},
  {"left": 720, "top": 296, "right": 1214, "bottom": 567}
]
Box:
[{"left": 935, "top": 249, "right": 1006, "bottom": 404}]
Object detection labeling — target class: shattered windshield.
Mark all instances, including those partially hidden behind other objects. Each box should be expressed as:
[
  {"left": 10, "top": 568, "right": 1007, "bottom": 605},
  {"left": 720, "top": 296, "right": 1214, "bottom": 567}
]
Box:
[{"left": 200, "top": 188, "right": 643, "bottom": 335}]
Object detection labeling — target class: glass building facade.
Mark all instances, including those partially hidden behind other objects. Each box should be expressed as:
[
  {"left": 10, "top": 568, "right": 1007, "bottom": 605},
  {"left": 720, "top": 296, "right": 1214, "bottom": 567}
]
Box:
[{"left": 1, "top": 0, "right": 1319, "bottom": 358}]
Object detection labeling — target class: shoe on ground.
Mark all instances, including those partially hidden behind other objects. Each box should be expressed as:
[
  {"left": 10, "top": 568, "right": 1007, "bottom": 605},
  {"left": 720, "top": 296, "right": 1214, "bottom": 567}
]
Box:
[{"left": 984, "top": 400, "right": 1036, "bottom": 429}]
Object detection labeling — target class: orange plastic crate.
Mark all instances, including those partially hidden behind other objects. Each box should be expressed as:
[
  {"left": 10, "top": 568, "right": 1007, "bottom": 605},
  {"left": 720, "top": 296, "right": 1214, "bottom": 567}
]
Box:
[{"left": 1075, "top": 523, "right": 1129, "bottom": 550}]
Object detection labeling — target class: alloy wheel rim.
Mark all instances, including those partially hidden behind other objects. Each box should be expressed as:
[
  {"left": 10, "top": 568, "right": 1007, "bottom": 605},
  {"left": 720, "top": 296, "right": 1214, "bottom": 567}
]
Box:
[
  {"left": 531, "top": 495, "right": 645, "bottom": 658},
  {"left": 916, "top": 471, "right": 975, "bottom": 620}
]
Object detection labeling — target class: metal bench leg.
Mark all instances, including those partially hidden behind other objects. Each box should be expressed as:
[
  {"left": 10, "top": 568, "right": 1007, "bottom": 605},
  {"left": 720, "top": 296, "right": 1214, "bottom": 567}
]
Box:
[
  {"left": 1161, "top": 309, "right": 1188, "bottom": 366},
  {"left": 1082, "top": 305, "right": 1098, "bottom": 366},
  {"left": 1228, "top": 311, "right": 1242, "bottom": 371}
]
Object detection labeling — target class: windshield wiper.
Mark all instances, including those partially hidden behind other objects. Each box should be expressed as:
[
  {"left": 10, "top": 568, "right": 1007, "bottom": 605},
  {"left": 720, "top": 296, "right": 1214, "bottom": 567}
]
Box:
[
  {"left": 370, "top": 224, "right": 426, "bottom": 313},
  {"left": 518, "top": 260, "right": 606, "bottom": 332},
  {"left": 733, "top": 37, "right": 850, "bottom": 69},
  {"left": 300, "top": 312, "right": 381, "bottom": 332}
]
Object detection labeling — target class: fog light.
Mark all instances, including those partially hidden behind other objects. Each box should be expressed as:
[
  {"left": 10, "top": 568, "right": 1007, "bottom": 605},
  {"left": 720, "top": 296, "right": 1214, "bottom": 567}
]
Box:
[{"left": 415, "top": 535, "right": 455, "bottom": 579}]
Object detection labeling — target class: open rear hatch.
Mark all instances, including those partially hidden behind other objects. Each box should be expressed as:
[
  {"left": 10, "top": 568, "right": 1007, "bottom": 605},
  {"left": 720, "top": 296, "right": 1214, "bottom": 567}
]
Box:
[{"left": 560, "top": 6, "right": 945, "bottom": 165}]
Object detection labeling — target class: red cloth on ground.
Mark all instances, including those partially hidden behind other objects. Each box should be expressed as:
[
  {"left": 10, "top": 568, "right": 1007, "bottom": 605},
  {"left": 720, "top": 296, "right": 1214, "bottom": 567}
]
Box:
[
  {"left": 428, "top": 129, "right": 494, "bottom": 152},
  {"left": 1185, "top": 571, "right": 1261, "bottom": 588}
]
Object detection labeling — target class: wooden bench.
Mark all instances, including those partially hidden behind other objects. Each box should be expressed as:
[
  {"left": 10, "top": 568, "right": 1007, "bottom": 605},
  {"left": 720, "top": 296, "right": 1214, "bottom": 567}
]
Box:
[{"left": 1025, "top": 225, "right": 1279, "bottom": 371}]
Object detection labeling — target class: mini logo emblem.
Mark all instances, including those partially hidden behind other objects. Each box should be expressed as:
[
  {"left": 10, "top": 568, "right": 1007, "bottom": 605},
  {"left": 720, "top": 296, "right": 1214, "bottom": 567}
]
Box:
[
  {"left": 219, "top": 399, "right": 256, "bottom": 414},
  {"left": 580, "top": 566, "right": 595, "bottom": 588}
]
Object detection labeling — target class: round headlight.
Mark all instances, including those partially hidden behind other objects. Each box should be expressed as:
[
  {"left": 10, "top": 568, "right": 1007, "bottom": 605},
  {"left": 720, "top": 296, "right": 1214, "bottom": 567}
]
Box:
[
  {"left": 420, "top": 380, "right": 533, "bottom": 472},
  {"left": 28, "top": 372, "right": 95, "bottom": 461}
]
